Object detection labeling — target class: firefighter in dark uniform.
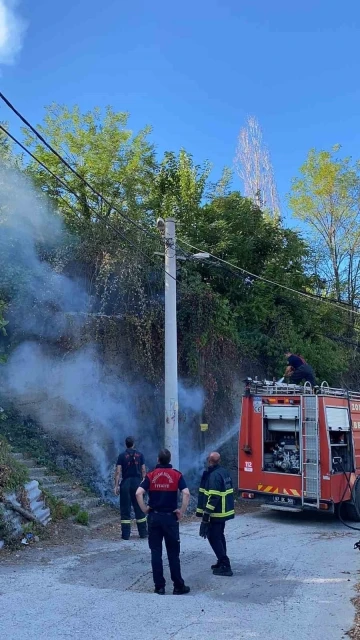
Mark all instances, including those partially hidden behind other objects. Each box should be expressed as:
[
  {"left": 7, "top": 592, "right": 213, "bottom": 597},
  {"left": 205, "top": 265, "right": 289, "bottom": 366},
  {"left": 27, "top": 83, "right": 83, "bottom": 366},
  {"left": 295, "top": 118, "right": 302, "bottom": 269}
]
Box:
[
  {"left": 197, "top": 451, "right": 235, "bottom": 576},
  {"left": 284, "top": 351, "right": 316, "bottom": 386},
  {"left": 114, "top": 436, "right": 147, "bottom": 540},
  {"left": 136, "top": 448, "right": 191, "bottom": 595}
]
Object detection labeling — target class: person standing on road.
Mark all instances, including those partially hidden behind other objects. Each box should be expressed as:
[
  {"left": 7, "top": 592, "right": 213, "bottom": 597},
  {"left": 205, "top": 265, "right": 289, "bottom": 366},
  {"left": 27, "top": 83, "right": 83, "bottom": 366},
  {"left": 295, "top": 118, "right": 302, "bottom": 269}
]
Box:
[
  {"left": 136, "top": 448, "right": 191, "bottom": 595},
  {"left": 197, "top": 451, "right": 235, "bottom": 577},
  {"left": 114, "top": 436, "right": 147, "bottom": 540}
]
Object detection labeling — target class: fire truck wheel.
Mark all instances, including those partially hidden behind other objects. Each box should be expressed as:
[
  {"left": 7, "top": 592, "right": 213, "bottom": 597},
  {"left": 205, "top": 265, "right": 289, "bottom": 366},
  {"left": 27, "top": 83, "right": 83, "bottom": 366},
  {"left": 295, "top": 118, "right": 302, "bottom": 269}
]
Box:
[{"left": 343, "top": 478, "right": 360, "bottom": 522}]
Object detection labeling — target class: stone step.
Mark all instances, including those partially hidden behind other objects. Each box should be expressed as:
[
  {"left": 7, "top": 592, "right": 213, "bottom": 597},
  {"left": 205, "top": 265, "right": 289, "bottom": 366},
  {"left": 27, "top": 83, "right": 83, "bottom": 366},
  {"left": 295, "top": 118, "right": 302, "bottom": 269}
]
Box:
[
  {"left": 46, "top": 487, "right": 84, "bottom": 500},
  {"left": 10, "top": 449, "right": 122, "bottom": 531},
  {"left": 26, "top": 467, "right": 48, "bottom": 479},
  {"left": 65, "top": 496, "right": 100, "bottom": 510},
  {"left": 20, "top": 458, "right": 40, "bottom": 469},
  {"left": 37, "top": 476, "right": 62, "bottom": 487},
  {"left": 11, "top": 452, "right": 25, "bottom": 461}
]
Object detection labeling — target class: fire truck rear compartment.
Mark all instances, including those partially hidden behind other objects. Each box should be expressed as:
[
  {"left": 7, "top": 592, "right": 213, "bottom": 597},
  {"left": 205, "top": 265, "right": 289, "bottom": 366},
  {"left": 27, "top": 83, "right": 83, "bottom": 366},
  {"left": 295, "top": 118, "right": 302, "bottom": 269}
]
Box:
[
  {"left": 263, "top": 405, "right": 300, "bottom": 474},
  {"left": 326, "top": 406, "right": 353, "bottom": 473}
]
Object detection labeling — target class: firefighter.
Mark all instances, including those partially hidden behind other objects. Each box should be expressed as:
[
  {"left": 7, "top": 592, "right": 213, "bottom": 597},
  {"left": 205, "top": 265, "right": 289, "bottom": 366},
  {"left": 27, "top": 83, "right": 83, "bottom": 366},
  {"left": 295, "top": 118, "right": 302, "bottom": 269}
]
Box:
[
  {"left": 197, "top": 451, "right": 235, "bottom": 577},
  {"left": 284, "top": 351, "right": 316, "bottom": 386},
  {"left": 114, "top": 436, "right": 147, "bottom": 540},
  {"left": 136, "top": 448, "right": 191, "bottom": 595}
]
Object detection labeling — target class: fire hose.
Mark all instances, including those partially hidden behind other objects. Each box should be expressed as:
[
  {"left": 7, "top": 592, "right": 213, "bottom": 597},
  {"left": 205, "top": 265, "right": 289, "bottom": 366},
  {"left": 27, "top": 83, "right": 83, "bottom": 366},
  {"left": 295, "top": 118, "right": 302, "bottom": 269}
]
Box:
[{"left": 336, "top": 460, "right": 360, "bottom": 549}]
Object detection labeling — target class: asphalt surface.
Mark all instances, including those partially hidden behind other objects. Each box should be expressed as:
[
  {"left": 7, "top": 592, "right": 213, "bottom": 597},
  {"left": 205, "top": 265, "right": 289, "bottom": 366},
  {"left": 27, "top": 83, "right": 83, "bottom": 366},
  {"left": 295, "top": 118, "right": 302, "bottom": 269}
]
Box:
[{"left": 0, "top": 508, "right": 359, "bottom": 639}]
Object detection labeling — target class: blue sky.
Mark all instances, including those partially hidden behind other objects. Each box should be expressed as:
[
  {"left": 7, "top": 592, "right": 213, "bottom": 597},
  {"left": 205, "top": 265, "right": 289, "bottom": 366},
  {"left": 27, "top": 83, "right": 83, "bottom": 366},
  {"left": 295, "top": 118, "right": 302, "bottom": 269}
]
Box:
[{"left": 1, "top": 0, "right": 360, "bottom": 220}]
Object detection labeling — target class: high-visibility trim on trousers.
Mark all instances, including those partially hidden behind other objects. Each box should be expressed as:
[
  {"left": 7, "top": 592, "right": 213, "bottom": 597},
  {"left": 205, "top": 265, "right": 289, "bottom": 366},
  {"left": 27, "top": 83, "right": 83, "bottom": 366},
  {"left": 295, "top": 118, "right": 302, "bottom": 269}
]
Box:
[
  {"left": 136, "top": 516, "right": 147, "bottom": 524},
  {"left": 121, "top": 520, "right": 131, "bottom": 524}
]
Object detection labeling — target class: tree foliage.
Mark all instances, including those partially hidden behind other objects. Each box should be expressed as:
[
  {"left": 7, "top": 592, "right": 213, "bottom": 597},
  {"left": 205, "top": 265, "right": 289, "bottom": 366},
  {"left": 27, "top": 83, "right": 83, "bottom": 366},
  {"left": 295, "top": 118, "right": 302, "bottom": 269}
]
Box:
[
  {"left": 0, "top": 103, "right": 358, "bottom": 409},
  {"left": 289, "top": 146, "right": 360, "bottom": 310}
]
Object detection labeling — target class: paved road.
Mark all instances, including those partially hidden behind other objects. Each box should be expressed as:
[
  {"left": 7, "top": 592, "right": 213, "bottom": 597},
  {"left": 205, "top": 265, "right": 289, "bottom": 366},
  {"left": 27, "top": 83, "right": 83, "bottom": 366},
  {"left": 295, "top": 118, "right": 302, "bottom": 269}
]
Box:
[{"left": 0, "top": 508, "right": 358, "bottom": 639}]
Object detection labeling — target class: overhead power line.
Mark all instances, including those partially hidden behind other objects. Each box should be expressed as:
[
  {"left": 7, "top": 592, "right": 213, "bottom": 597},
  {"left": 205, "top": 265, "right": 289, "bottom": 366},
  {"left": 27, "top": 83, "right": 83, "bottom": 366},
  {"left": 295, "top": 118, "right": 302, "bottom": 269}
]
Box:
[
  {"left": 0, "top": 91, "right": 160, "bottom": 244},
  {"left": 0, "top": 123, "right": 176, "bottom": 282},
  {"left": 177, "top": 237, "right": 360, "bottom": 318},
  {"left": 1, "top": 90, "right": 358, "bottom": 322}
]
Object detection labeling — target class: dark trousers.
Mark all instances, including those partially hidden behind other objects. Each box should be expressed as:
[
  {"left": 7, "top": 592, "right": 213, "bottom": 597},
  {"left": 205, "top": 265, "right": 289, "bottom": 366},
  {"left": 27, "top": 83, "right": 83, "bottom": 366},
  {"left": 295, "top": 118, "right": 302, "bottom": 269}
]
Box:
[
  {"left": 290, "top": 364, "right": 315, "bottom": 386},
  {"left": 120, "top": 477, "right": 147, "bottom": 539},
  {"left": 147, "top": 512, "right": 184, "bottom": 589},
  {"left": 207, "top": 521, "right": 231, "bottom": 567}
]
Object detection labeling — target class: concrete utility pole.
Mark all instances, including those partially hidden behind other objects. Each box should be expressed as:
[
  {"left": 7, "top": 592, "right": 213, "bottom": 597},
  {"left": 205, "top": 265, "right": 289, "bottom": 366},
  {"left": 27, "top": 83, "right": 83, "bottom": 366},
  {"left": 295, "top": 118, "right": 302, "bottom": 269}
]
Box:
[{"left": 164, "top": 217, "right": 179, "bottom": 469}]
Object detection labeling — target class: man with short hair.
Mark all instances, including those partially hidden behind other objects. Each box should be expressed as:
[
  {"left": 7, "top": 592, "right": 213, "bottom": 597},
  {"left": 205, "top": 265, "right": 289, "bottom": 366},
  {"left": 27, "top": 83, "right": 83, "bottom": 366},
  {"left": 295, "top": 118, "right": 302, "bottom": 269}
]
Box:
[
  {"left": 284, "top": 351, "right": 315, "bottom": 386},
  {"left": 197, "top": 451, "right": 235, "bottom": 577},
  {"left": 136, "top": 448, "right": 190, "bottom": 595},
  {"left": 114, "top": 436, "right": 147, "bottom": 540}
]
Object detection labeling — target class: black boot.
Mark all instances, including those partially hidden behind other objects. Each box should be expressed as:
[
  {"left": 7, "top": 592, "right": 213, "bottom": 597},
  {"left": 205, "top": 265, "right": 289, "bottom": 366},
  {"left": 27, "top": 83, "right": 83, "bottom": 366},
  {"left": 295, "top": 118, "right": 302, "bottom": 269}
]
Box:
[
  {"left": 173, "top": 584, "right": 190, "bottom": 595},
  {"left": 213, "top": 564, "right": 233, "bottom": 577},
  {"left": 137, "top": 519, "right": 148, "bottom": 539},
  {"left": 154, "top": 587, "right": 165, "bottom": 595},
  {"left": 211, "top": 561, "right": 221, "bottom": 570},
  {"left": 121, "top": 523, "right": 131, "bottom": 540}
]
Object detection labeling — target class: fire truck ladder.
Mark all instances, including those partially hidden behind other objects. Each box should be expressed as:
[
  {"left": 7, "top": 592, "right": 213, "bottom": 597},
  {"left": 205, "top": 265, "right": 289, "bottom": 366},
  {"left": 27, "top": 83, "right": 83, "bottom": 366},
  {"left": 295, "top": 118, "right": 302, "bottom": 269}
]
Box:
[{"left": 302, "top": 395, "right": 320, "bottom": 508}]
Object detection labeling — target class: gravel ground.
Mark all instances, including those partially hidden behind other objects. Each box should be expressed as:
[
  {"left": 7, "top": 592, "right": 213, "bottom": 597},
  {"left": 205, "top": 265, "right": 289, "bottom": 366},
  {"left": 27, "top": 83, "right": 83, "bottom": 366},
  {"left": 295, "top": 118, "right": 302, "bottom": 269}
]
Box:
[{"left": 0, "top": 505, "right": 359, "bottom": 639}]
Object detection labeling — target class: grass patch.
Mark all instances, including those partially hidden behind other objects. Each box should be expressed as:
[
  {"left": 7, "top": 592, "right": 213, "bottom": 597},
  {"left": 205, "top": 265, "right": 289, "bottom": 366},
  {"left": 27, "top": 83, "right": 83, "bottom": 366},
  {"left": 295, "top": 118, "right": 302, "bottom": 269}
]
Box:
[
  {"left": 75, "top": 510, "right": 89, "bottom": 526},
  {"left": 0, "top": 435, "right": 28, "bottom": 494},
  {"left": 42, "top": 490, "right": 87, "bottom": 524}
]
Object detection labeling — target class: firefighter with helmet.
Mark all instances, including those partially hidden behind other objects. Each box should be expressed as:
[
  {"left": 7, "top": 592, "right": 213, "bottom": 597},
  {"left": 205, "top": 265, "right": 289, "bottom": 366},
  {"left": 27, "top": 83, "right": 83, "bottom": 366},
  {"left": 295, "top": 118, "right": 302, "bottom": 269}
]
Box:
[
  {"left": 284, "top": 351, "right": 316, "bottom": 386},
  {"left": 114, "top": 436, "right": 148, "bottom": 540},
  {"left": 197, "top": 451, "right": 235, "bottom": 576}
]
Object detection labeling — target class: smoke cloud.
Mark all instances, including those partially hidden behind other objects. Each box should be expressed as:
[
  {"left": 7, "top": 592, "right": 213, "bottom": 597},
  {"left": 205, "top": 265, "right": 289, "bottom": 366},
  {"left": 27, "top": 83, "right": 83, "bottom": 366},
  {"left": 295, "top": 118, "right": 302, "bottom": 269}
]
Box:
[
  {"left": 0, "top": 0, "right": 27, "bottom": 65},
  {"left": 0, "top": 165, "right": 206, "bottom": 495}
]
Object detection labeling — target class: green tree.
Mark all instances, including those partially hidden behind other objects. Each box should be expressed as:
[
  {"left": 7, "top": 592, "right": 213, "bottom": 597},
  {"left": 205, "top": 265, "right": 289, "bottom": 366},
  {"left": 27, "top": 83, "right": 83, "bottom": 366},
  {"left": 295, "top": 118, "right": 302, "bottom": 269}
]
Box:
[
  {"left": 179, "top": 192, "right": 349, "bottom": 382},
  {"left": 151, "top": 149, "right": 211, "bottom": 226},
  {"left": 289, "top": 146, "right": 360, "bottom": 310},
  {"left": 21, "top": 104, "right": 163, "bottom": 318},
  {"left": 23, "top": 104, "right": 157, "bottom": 233}
]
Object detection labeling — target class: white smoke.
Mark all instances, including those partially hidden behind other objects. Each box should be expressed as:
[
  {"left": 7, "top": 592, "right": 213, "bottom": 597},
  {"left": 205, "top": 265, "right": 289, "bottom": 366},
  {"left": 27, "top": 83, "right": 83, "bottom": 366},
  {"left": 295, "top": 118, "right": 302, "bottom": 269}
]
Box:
[
  {"left": 0, "top": 0, "right": 27, "bottom": 65},
  {"left": 0, "top": 165, "right": 206, "bottom": 493}
]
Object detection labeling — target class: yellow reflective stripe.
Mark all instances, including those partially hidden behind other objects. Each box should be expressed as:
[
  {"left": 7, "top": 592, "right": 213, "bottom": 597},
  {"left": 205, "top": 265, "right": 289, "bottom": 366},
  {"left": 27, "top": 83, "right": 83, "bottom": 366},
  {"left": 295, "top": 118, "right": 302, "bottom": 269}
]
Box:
[
  {"left": 210, "top": 510, "right": 235, "bottom": 518},
  {"left": 205, "top": 503, "right": 215, "bottom": 511},
  {"left": 207, "top": 489, "right": 233, "bottom": 497},
  {"left": 199, "top": 488, "right": 209, "bottom": 495},
  {"left": 136, "top": 517, "right": 147, "bottom": 523},
  {"left": 196, "top": 508, "right": 204, "bottom": 514},
  {"left": 121, "top": 520, "right": 131, "bottom": 524}
]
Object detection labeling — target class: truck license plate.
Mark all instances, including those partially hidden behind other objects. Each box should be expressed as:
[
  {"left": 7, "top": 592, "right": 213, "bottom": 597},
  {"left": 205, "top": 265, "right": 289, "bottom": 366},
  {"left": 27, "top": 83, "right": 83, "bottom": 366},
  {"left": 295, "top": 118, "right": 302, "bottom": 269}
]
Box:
[{"left": 273, "top": 496, "right": 294, "bottom": 505}]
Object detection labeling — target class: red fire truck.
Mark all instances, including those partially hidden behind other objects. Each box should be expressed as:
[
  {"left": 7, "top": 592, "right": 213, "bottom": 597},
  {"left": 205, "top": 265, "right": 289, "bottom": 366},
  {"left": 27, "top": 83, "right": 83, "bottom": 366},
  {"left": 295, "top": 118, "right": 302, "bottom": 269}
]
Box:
[{"left": 238, "top": 378, "right": 360, "bottom": 519}]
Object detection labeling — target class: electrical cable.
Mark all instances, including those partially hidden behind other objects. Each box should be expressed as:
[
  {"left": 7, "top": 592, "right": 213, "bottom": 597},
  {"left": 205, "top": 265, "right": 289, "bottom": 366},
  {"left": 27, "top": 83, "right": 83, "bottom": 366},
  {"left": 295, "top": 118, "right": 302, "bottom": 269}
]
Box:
[
  {"left": 178, "top": 237, "right": 360, "bottom": 317},
  {"left": 3, "top": 90, "right": 359, "bottom": 313},
  {"left": 0, "top": 123, "right": 176, "bottom": 282},
  {"left": 0, "top": 91, "right": 161, "bottom": 244},
  {"left": 2, "top": 92, "right": 360, "bottom": 319}
]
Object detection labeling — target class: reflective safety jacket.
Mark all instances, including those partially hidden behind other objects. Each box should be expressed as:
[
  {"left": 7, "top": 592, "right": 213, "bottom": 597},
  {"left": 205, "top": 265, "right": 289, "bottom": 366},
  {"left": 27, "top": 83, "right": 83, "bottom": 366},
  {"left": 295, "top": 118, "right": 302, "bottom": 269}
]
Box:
[{"left": 196, "top": 465, "right": 235, "bottom": 521}]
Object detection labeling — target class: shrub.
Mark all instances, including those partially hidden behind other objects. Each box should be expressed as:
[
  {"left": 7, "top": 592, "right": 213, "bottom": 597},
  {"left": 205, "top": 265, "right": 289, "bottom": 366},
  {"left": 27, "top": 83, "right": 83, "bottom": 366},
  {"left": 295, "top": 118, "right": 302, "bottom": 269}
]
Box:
[
  {"left": 75, "top": 510, "right": 89, "bottom": 526},
  {"left": 0, "top": 436, "right": 28, "bottom": 494}
]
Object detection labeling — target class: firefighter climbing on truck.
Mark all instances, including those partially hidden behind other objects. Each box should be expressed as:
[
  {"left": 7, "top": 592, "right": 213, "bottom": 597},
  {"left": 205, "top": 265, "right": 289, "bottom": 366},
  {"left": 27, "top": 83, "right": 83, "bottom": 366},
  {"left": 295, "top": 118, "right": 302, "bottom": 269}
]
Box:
[{"left": 284, "top": 351, "right": 315, "bottom": 386}]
